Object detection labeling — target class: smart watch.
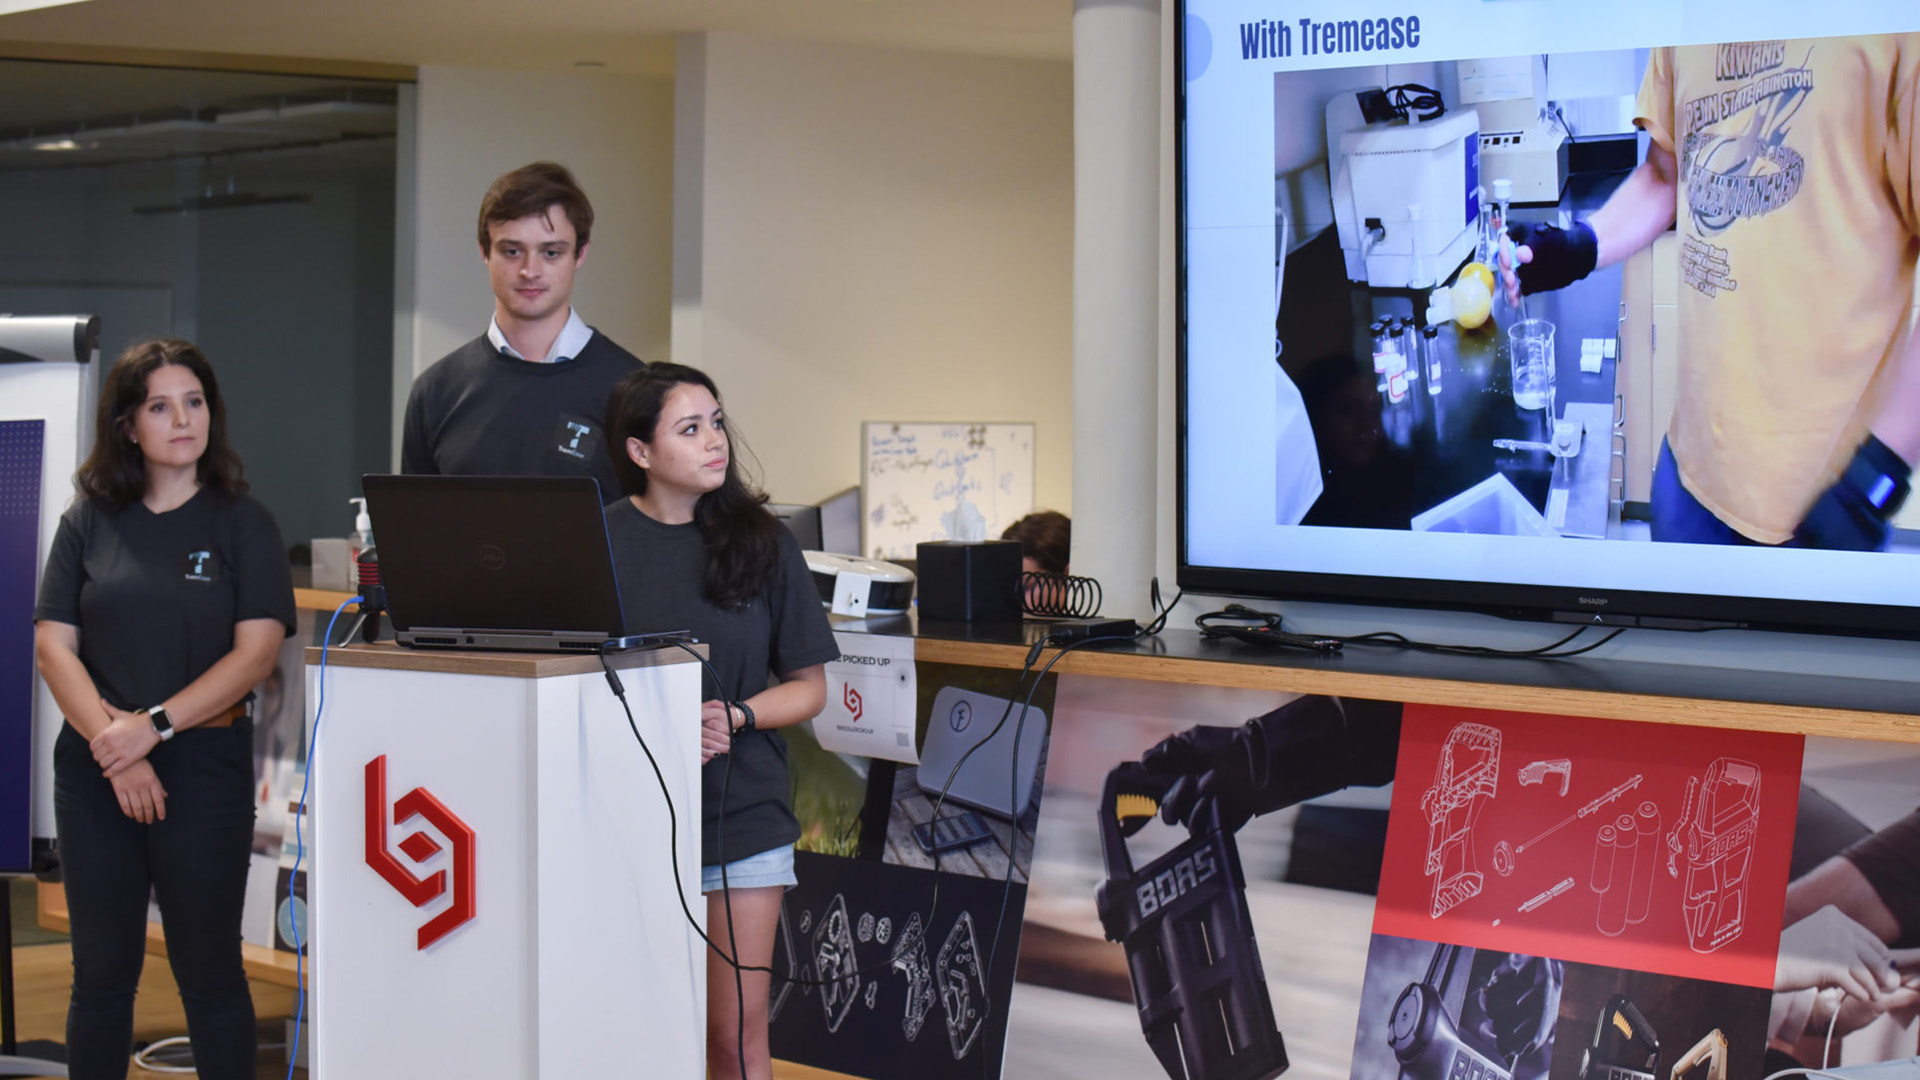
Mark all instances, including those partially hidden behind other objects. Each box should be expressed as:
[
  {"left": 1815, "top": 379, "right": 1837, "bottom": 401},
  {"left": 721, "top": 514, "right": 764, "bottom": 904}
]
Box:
[
  {"left": 731, "top": 701, "right": 757, "bottom": 736},
  {"left": 146, "top": 704, "right": 176, "bottom": 742},
  {"left": 1847, "top": 434, "right": 1912, "bottom": 519}
]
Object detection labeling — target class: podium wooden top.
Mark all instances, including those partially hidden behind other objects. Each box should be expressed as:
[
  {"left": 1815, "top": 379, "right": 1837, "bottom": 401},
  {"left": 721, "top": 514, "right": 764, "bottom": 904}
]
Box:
[{"left": 302, "top": 640, "right": 707, "bottom": 678}]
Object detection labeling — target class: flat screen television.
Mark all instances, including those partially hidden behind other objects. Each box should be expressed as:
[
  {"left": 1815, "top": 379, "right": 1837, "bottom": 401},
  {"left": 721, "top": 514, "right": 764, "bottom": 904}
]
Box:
[{"left": 1176, "top": 0, "right": 1920, "bottom": 638}]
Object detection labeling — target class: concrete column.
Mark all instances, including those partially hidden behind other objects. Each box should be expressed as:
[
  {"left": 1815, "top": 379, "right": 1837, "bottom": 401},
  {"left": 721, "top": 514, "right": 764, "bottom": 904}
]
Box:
[
  {"left": 1071, "top": 0, "right": 1161, "bottom": 620},
  {"left": 670, "top": 33, "right": 708, "bottom": 368}
]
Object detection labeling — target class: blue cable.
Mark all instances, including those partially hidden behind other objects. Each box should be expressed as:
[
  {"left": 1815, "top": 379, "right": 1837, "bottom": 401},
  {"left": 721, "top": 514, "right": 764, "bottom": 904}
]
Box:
[{"left": 287, "top": 596, "right": 362, "bottom": 1080}]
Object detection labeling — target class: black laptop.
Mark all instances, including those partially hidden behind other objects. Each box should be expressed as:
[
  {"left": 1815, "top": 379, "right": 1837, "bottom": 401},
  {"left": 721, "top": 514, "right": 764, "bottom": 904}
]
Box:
[{"left": 361, "top": 474, "right": 686, "bottom": 653}]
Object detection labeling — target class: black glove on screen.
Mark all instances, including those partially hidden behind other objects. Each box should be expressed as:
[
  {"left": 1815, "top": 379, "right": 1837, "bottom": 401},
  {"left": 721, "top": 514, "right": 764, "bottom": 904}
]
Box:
[
  {"left": 1796, "top": 434, "right": 1912, "bottom": 551},
  {"left": 1136, "top": 696, "right": 1402, "bottom": 834},
  {"left": 1506, "top": 220, "right": 1598, "bottom": 296}
]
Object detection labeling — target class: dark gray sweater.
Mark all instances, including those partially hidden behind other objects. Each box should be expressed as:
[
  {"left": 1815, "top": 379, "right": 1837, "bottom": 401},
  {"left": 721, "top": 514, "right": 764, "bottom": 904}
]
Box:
[{"left": 400, "top": 331, "right": 645, "bottom": 500}]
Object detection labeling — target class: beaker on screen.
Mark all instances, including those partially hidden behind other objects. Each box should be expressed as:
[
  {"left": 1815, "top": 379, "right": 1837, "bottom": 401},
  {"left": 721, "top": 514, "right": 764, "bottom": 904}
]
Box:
[{"left": 1507, "top": 319, "right": 1556, "bottom": 413}]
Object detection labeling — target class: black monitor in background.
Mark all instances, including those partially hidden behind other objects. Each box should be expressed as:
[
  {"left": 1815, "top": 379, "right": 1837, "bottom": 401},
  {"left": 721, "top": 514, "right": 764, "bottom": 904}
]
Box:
[
  {"left": 818, "top": 487, "right": 861, "bottom": 556},
  {"left": 770, "top": 504, "right": 824, "bottom": 551}
]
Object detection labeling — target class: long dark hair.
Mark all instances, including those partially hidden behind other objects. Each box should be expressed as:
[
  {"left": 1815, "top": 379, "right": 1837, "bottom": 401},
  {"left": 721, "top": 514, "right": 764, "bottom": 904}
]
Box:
[
  {"left": 606, "top": 362, "right": 783, "bottom": 608},
  {"left": 76, "top": 339, "right": 247, "bottom": 505}
]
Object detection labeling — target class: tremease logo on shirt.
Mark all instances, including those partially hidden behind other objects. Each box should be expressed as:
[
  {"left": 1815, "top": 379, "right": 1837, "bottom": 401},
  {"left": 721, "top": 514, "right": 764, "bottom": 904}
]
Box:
[
  {"left": 553, "top": 415, "right": 599, "bottom": 461},
  {"left": 185, "top": 550, "right": 215, "bottom": 583}
]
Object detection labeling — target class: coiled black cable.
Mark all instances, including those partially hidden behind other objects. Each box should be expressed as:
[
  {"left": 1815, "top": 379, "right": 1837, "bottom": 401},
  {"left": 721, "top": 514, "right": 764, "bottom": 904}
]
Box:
[{"left": 1021, "top": 571, "right": 1103, "bottom": 618}]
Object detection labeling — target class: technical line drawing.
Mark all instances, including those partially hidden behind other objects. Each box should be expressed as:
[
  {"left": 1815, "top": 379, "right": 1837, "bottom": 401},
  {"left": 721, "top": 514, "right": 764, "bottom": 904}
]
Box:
[
  {"left": 858, "top": 912, "right": 876, "bottom": 943},
  {"left": 1498, "top": 772, "right": 1645, "bottom": 883},
  {"left": 769, "top": 902, "right": 799, "bottom": 1023},
  {"left": 1666, "top": 776, "right": 1699, "bottom": 879},
  {"left": 890, "top": 912, "right": 935, "bottom": 1042},
  {"left": 1673, "top": 758, "right": 1762, "bottom": 953},
  {"left": 876, "top": 916, "right": 894, "bottom": 946},
  {"left": 937, "top": 911, "right": 990, "bottom": 1060},
  {"left": 1518, "top": 758, "right": 1573, "bottom": 796},
  {"left": 1593, "top": 816, "right": 1635, "bottom": 937},
  {"left": 813, "top": 893, "right": 862, "bottom": 1033},
  {"left": 865, "top": 981, "right": 879, "bottom": 1010},
  {"left": 1628, "top": 801, "right": 1660, "bottom": 926},
  {"left": 1421, "top": 723, "right": 1502, "bottom": 917},
  {"left": 1519, "top": 876, "right": 1575, "bottom": 913}
]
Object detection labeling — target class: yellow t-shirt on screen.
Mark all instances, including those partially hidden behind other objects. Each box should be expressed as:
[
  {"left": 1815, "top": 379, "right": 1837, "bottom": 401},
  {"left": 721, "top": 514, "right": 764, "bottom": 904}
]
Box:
[{"left": 1637, "top": 37, "right": 1920, "bottom": 543}]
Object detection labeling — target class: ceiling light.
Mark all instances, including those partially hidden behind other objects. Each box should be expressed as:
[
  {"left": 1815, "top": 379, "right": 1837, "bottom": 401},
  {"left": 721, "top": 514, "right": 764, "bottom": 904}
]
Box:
[{"left": 29, "top": 138, "right": 88, "bottom": 151}]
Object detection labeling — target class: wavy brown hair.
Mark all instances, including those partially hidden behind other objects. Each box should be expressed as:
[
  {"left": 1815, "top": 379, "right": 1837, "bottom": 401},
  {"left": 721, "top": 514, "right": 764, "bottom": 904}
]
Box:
[
  {"left": 477, "top": 161, "right": 594, "bottom": 253},
  {"left": 76, "top": 339, "right": 247, "bottom": 505},
  {"left": 605, "top": 363, "right": 783, "bottom": 609}
]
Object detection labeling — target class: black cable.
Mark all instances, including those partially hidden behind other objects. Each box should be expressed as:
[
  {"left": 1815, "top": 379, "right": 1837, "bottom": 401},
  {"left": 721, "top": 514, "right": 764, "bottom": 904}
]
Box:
[
  {"left": 604, "top": 611, "right": 1174, "bottom": 1074},
  {"left": 975, "top": 633, "right": 1140, "bottom": 1079},
  {"left": 1385, "top": 82, "right": 1445, "bottom": 122},
  {"left": 1196, "top": 602, "right": 1631, "bottom": 659}
]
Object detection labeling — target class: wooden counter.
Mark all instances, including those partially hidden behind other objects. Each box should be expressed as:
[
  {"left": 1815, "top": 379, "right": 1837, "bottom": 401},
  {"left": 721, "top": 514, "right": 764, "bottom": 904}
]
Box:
[{"left": 893, "top": 621, "right": 1920, "bottom": 744}]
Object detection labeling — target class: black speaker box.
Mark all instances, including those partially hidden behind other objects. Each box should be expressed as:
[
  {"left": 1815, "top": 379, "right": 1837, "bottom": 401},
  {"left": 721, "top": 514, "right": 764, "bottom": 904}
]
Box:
[{"left": 916, "top": 540, "right": 1022, "bottom": 622}]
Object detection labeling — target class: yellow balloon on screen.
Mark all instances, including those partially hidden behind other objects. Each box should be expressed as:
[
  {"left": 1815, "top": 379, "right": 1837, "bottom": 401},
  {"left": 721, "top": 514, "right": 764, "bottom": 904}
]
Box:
[
  {"left": 1459, "top": 261, "right": 1496, "bottom": 295},
  {"left": 1452, "top": 277, "right": 1492, "bottom": 330}
]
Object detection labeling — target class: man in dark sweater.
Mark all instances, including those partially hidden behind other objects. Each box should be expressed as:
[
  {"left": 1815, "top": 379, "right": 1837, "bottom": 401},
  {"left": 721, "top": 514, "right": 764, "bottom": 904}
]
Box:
[{"left": 401, "top": 162, "right": 644, "bottom": 497}]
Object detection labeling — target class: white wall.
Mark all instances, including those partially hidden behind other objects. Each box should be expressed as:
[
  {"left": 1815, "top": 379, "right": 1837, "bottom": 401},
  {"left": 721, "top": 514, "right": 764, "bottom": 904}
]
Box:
[
  {"left": 674, "top": 33, "right": 1074, "bottom": 511},
  {"left": 405, "top": 65, "right": 675, "bottom": 380}
]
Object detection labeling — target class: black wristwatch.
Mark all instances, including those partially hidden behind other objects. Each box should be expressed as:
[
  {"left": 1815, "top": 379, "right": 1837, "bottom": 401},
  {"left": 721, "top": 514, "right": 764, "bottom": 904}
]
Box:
[
  {"left": 146, "top": 704, "right": 176, "bottom": 742},
  {"left": 731, "top": 701, "right": 757, "bottom": 736}
]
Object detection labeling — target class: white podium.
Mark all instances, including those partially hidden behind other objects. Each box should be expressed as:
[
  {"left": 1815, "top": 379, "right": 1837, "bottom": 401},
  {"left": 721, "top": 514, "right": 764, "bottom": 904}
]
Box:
[{"left": 303, "top": 642, "right": 705, "bottom": 1079}]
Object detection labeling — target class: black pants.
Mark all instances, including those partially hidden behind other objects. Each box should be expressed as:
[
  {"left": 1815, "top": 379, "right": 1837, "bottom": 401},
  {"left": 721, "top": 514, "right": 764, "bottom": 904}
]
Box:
[{"left": 53, "top": 719, "right": 257, "bottom": 1080}]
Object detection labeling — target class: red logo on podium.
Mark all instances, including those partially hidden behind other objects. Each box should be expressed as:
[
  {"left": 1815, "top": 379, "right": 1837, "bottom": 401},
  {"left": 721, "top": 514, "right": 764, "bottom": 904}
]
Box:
[
  {"left": 844, "top": 684, "right": 864, "bottom": 724},
  {"left": 364, "top": 755, "right": 476, "bottom": 950}
]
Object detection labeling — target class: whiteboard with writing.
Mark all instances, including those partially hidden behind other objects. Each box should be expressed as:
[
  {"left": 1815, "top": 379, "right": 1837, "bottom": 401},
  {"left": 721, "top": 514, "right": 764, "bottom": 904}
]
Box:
[{"left": 861, "top": 422, "right": 1035, "bottom": 560}]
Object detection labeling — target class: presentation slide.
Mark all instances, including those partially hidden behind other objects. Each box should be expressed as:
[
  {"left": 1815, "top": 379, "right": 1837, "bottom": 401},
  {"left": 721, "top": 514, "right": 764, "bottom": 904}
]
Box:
[{"left": 1182, "top": 0, "right": 1920, "bottom": 619}]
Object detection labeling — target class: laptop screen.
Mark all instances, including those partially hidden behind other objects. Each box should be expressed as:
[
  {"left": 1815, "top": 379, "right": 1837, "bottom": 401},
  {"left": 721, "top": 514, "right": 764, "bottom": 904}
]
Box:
[{"left": 361, "top": 475, "right": 627, "bottom": 638}]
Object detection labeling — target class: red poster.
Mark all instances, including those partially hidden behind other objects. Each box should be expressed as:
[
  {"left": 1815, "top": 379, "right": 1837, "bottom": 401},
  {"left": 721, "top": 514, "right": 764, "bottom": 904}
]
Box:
[{"left": 1374, "top": 704, "right": 1803, "bottom": 988}]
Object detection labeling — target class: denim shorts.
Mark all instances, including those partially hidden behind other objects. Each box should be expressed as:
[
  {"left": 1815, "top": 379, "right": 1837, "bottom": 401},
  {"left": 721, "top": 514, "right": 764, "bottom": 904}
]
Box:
[{"left": 701, "top": 843, "right": 797, "bottom": 894}]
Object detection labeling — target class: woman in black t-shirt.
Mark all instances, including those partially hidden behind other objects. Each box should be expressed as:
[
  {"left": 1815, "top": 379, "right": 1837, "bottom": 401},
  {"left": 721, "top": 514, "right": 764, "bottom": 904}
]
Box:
[
  {"left": 33, "top": 339, "right": 295, "bottom": 1080},
  {"left": 603, "top": 362, "right": 838, "bottom": 1080}
]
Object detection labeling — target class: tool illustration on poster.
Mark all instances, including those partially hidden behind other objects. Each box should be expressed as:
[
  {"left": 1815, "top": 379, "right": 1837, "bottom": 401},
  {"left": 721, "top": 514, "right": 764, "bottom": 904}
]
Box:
[
  {"left": 815, "top": 894, "right": 863, "bottom": 1034},
  {"left": 773, "top": 895, "right": 993, "bottom": 1061},
  {"left": 936, "top": 912, "right": 990, "bottom": 1060},
  {"left": 891, "top": 912, "right": 935, "bottom": 1041},
  {"left": 1666, "top": 758, "right": 1761, "bottom": 954},
  {"left": 1422, "top": 722, "right": 1502, "bottom": 917},
  {"left": 1591, "top": 801, "right": 1663, "bottom": 938},
  {"left": 1492, "top": 773, "right": 1644, "bottom": 880},
  {"left": 1517, "top": 758, "right": 1572, "bottom": 797}
]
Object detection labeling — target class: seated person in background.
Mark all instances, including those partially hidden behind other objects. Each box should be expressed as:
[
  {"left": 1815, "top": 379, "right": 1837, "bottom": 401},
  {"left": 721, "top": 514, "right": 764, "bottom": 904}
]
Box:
[
  {"left": 1003, "top": 510, "right": 1070, "bottom": 613},
  {"left": 1003, "top": 510, "right": 1071, "bottom": 576}
]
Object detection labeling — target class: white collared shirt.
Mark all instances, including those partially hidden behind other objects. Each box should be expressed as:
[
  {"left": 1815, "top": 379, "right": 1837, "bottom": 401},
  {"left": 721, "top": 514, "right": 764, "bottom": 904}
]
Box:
[{"left": 487, "top": 308, "right": 594, "bottom": 363}]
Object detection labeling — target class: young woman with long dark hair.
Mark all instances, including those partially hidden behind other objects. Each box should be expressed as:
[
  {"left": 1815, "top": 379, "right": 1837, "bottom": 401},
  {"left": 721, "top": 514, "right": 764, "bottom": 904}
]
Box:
[
  {"left": 603, "top": 362, "right": 837, "bottom": 1080},
  {"left": 34, "top": 339, "right": 295, "bottom": 1080}
]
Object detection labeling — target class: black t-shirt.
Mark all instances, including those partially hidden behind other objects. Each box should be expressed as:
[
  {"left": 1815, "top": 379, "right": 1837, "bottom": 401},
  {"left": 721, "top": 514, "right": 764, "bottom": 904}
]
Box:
[
  {"left": 34, "top": 489, "right": 297, "bottom": 714},
  {"left": 400, "top": 331, "right": 644, "bottom": 499},
  {"left": 604, "top": 499, "right": 839, "bottom": 865}
]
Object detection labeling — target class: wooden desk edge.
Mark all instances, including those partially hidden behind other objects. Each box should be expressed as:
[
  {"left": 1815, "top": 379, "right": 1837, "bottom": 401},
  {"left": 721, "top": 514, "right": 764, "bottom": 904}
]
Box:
[
  {"left": 302, "top": 639, "right": 707, "bottom": 678},
  {"left": 37, "top": 881, "right": 304, "bottom": 989},
  {"left": 914, "top": 638, "right": 1920, "bottom": 744}
]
